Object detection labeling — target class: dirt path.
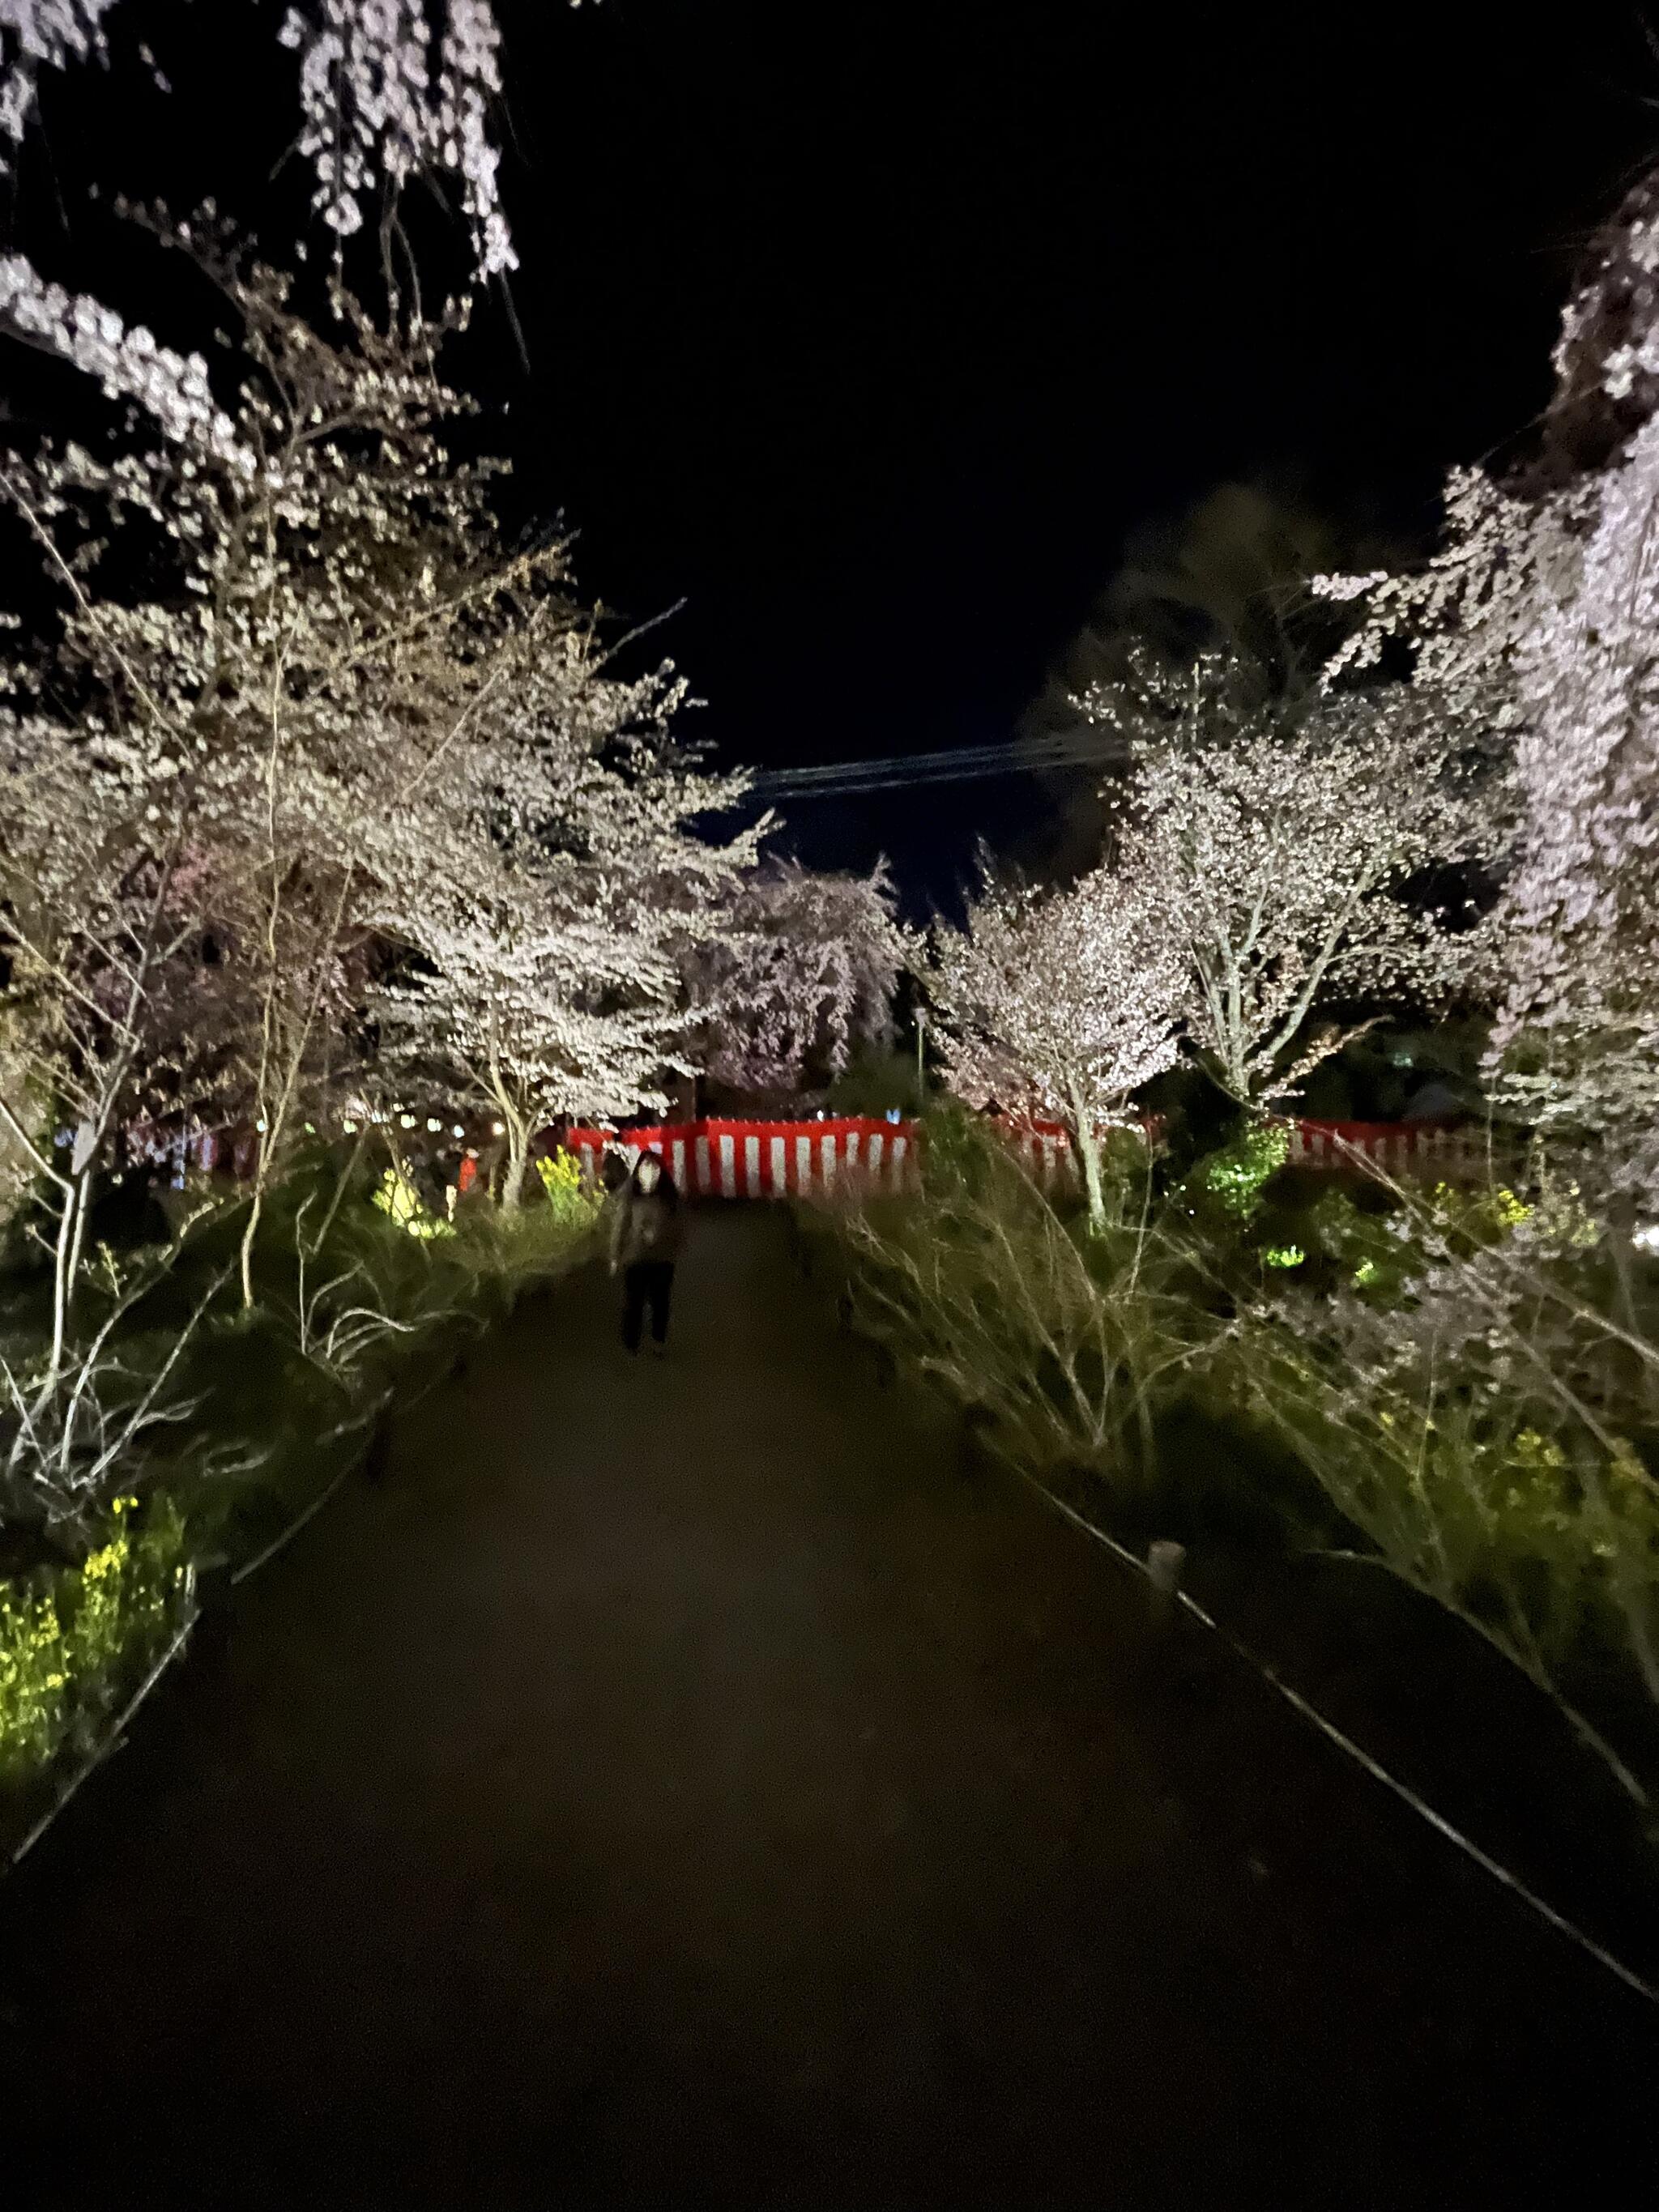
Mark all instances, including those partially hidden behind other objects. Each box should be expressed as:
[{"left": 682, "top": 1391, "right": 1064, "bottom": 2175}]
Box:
[{"left": 2, "top": 1208, "right": 1653, "bottom": 2207}]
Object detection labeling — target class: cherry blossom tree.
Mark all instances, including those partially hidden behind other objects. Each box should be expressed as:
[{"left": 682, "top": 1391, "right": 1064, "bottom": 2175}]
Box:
[
  {"left": 928, "top": 859, "right": 1184, "bottom": 1229},
  {"left": 0, "top": 783, "right": 210, "bottom": 1375},
  {"left": 0, "top": 207, "right": 755, "bottom": 1278},
  {"left": 2, "top": 3, "right": 559, "bottom": 285},
  {"left": 0, "top": 221, "right": 458, "bottom": 1298},
  {"left": 0, "top": 2, "right": 122, "bottom": 151},
  {"left": 0, "top": 0, "right": 760, "bottom": 1298},
  {"left": 278, "top": 0, "right": 522, "bottom": 279},
  {"left": 1316, "top": 163, "right": 1659, "bottom": 1178},
  {"left": 680, "top": 859, "right": 907, "bottom": 1098},
  {"left": 371, "top": 646, "right": 763, "bottom": 1207},
  {"left": 1077, "top": 649, "right": 1504, "bottom": 1110}
]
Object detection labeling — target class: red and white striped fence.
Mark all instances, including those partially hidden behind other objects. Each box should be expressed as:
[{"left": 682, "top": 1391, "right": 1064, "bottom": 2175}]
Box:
[
  {"left": 1000, "top": 1119, "right": 1092, "bottom": 1187},
  {"left": 1284, "top": 1119, "right": 1491, "bottom": 1179},
  {"left": 565, "top": 1118, "right": 920, "bottom": 1199},
  {"left": 109, "top": 1110, "right": 1490, "bottom": 1199},
  {"left": 568, "top": 1113, "right": 1491, "bottom": 1200},
  {"left": 987, "top": 1119, "right": 1490, "bottom": 1187}
]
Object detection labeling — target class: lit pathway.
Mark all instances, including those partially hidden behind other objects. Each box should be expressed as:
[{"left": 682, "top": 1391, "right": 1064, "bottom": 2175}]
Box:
[{"left": 2, "top": 1209, "right": 1652, "bottom": 2206}]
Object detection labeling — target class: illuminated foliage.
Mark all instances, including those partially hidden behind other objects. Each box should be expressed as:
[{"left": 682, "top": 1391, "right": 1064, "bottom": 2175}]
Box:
[
  {"left": 1078, "top": 650, "right": 1504, "bottom": 1107},
  {"left": 371, "top": 1167, "right": 453, "bottom": 1239},
  {"left": 0, "top": 1580, "right": 67, "bottom": 1777},
  {"left": 0, "top": 1492, "right": 189, "bottom": 1784},
  {"left": 1318, "top": 160, "right": 1659, "bottom": 1183},
  {"left": 535, "top": 1149, "right": 603, "bottom": 1232},
  {"left": 1191, "top": 1120, "right": 1290, "bottom": 1222},
  {"left": 0, "top": 3, "right": 573, "bottom": 285},
  {"left": 928, "top": 859, "right": 1183, "bottom": 1227},
  {"left": 684, "top": 859, "right": 908, "bottom": 1096}
]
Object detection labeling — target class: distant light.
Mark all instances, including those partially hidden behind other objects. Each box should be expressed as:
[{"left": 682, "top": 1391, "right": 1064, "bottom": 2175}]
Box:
[
  {"left": 342, "top": 1119, "right": 358, "bottom": 1134},
  {"left": 1636, "top": 1223, "right": 1659, "bottom": 1253},
  {"left": 255, "top": 1118, "right": 267, "bottom": 1132},
  {"left": 452, "top": 1124, "right": 465, "bottom": 1138},
  {"left": 492, "top": 1120, "right": 505, "bottom": 1136},
  {"left": 426, "top": 1117, "right": 442, "bottom": 1133},
  {"left": 399, "top": 1114, "right": 417, "bottom": 1129}
]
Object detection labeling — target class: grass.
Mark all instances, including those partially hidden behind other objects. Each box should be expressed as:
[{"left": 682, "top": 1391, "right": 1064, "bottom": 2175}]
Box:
[{"left": 807, "top": 1106, "right": 1223, "bottom": 1493}]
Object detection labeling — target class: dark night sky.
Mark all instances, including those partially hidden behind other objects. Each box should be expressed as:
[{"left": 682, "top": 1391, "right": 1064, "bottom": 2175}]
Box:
[
  {"left": 6, "top": 2, "right": 1659, "bottom": 900},
  {"left": 495, "top": 2, "right": 1657, "bottom": 896}
]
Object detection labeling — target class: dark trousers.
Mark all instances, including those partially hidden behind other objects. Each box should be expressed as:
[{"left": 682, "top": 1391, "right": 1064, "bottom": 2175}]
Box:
[{"left": 621, "top": 1260, "right": 675, "bottom": 1351}]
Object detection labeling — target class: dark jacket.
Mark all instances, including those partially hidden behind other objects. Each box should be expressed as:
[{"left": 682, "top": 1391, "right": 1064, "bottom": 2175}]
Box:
[{"left": 608, "top": 1168, "right": 684, "bottom": 1269}]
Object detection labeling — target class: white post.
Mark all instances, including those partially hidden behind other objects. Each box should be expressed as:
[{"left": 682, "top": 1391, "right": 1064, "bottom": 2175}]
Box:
[{"left": 1146, "top": 1539, "right": 1187, "bottom": 1630}]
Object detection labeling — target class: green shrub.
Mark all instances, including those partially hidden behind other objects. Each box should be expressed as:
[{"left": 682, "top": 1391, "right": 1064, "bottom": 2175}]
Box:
[
  {"left": 0, "top": 1490, "right": 191, "bottom": 1787},
  {"left": 61, "top": 1493, "right": 190, "bottom": 1688},
  {"left": 0, "top": 1578, "right": 69, "bottom": 1780},
  {"left": 0, "top": 1134, "right": 599, "bottom": 1818},
  {"left": 535, "top": 1149, "right": 605, "bottom": 1236},
  {"left": 1180, "top": 1118, "right": 1290, "bottom": 1225},
  {"left": 822, "top": 1098, "right": 1659, "bottom": 1815}
]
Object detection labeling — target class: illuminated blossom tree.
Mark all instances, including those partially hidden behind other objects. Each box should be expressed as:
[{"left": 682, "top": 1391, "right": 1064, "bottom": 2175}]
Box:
[
  {"left": 372, "top": 647, "right": 761, "bottom": 1206},
  {"left": 1317, "top": 164, "right": 1659, "bottom": 1177},
  {"left": 278, "top": 0, "right": 519, "bottom": 278},
  {"left": 1077, "top": 650, "right": 1503, "bottom": 1110},
  {"left": 1, "top": 2, "right": 559, "bottom": 283},
  {"left": 0, "top": 224, "right": 476, "bottom": 1298},
  {"left": 0, "top": 2, "right": 122, "bottom": 150},
  {"left": 682, "top": 859, "right": 907, "bottom": 1097},
  {"left": 0, "top": 209, "right": 753, "bottom": 1279},
  {"left": 0, "top": 0, "right": 620, "bottom": 1294},
  {"left": 928, "top": 861, "right": 1184, "bottom": 1228}
]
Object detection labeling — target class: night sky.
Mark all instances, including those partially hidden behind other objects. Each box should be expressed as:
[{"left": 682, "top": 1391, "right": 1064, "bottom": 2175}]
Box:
[
  {"left": 5, "top": 2, "right": 1658, "bottom": 902},
  {"left": 488, "top": 2, "right": 1655, "bottom": 897}
]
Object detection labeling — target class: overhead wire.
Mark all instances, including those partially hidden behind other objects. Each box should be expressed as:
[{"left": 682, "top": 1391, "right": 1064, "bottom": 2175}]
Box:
[{"left": 744, "top": 730, "right": 1131, "bottom": 802}]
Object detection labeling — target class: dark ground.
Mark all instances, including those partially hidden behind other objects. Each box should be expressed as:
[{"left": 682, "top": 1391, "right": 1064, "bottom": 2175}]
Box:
[{"left": 2, "top": 1208, "right": 1653, "bottom": 2208}]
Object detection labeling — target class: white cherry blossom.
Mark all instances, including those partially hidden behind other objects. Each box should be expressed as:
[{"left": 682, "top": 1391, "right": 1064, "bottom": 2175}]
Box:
[{"left": 928, "top": 859, "right": 1184, "bottom": 1226}]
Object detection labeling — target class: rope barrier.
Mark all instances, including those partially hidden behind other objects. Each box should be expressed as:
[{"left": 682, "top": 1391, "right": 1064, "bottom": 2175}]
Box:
[{"left": 1013, "top": 1466, "right": 1659, "bottom": 2009}]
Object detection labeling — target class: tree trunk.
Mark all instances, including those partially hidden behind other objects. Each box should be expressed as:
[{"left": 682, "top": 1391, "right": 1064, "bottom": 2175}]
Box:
[
  {"left": 64, "top": 1161, "right": 93, "bottom": 1303},
  {"left": 1067, "top": 1086, "right": 1107, "bottom": 1233},
  {"left": 47, "top": 1174, "right": 80, "bottom": 1383},
  {"left": 501, "top": 1118, "right": 529, "bottom": 1213},
  {"left": 239, "top": 1171, "right": 264, "bottom": 1312}
]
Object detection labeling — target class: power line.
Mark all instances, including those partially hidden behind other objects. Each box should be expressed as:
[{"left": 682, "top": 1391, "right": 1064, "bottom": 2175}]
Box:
[
  {"left": 745, "top": 730, "right": 1129, "bottom": 802},
  {"left": 753, "top": 734, "right": 1123, "bottom": 795}
]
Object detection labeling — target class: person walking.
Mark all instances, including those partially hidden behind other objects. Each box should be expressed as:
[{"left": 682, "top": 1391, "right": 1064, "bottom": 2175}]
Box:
[{"left": 609, "top": 1148, "right": 684, "bottom": 1356}]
